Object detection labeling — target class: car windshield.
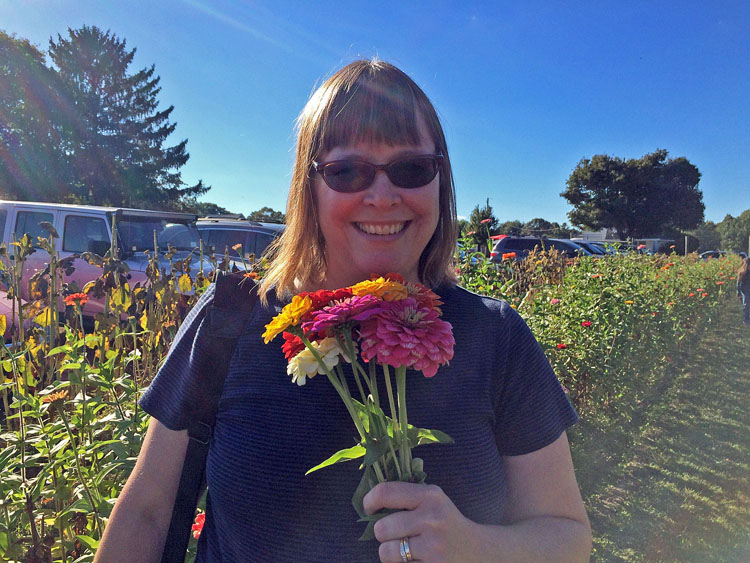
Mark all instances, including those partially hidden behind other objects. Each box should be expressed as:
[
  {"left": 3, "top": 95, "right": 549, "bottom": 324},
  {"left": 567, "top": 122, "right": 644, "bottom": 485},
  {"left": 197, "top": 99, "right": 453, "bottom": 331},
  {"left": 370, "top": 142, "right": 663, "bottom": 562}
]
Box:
[{"left": 116, "top": 217, "right": 202, "bottom": 253}]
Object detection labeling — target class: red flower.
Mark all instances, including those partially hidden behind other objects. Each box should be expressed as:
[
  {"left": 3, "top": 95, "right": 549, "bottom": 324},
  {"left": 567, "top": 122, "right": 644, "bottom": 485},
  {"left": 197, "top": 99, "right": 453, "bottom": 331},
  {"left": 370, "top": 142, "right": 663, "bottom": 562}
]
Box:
[
  {"left": 591, "top": 274, "right": 602, "bottom": 279},
  {"left": 480, "top": 218, "right": 492, "bottom": 224},
  {"left": 716, "top": 281, "right": 725, "bottom": 285},
  {"left": 652, "top": 311, "right": 659, "bottom": 317},
  {"left": 556, "top": 343, "right": 567, "bottom": 349},
  {"left": 489, "top": 234, "right": 505, "bottom": 240},
  {"left": 502, "top": 252, "right": 516, "bottom": 260},
  {"left": 688, "top": 293, "right": 695, "bottom": 297},
  {"left": 299, "top": 288, "right": 354, "bottom": 311},
  {"left": 192, "top": 512, "right": 206, "bottom": 539},
  {"left": 282, "top": 331, "right": 306, "bottom": 360},
  {"left": 701, "top": 292, "right": 708, "bottom": 297},
  {"left": 581, "top": 321, "right": 592, "bottom": 327},
  {"left": 64, "top": 293, "right": 89, "bottom": 307},
  {"left": 696, "top": 288, "right": 704, "bottom": 292}
]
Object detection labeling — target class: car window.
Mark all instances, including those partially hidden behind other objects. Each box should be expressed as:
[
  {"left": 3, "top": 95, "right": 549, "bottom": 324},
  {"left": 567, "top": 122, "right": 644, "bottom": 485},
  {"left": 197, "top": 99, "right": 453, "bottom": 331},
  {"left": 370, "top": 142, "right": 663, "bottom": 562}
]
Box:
[
  {"left": 63, "top": 215, "right": 109, "bottom": 253},
  {"left": 254, "top": 232, "right": 275, "bottom": 256},
  {"left": 204, "top": 229, "right": 251, "bottom": 255},
  {"left": 0, "top": 210, "right": 7, "bottom": 242},
  {"left": 15, "top": 210, "right": 54, "bottom": 246},
  {"left": 506, "top": 239, "right": 541, "bottom": 251}
]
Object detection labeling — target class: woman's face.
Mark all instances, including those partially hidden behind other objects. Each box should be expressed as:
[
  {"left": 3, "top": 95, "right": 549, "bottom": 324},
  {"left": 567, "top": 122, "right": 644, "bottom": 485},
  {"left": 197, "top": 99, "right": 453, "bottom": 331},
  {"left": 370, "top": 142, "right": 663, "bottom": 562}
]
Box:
[{"left": 313, "top": 121, "right": 440, "bottom": 289}]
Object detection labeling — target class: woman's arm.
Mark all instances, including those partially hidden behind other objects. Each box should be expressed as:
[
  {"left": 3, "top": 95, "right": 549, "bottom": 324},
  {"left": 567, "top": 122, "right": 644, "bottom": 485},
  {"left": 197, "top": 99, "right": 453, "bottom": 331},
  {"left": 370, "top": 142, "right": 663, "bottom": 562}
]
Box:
[
  {"left": 95, "top": 418, "right": 189, "bottom": 563},
  {"left": 364, "top": 432, "right": 591, "bottom": 562}
]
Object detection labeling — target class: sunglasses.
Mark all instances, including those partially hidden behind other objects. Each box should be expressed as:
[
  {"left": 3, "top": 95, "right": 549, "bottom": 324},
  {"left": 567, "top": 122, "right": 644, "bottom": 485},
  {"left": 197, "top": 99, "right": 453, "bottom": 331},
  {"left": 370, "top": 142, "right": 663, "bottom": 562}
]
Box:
[{"left": 312, "top": 154, "right": 443, "bottom": 193}]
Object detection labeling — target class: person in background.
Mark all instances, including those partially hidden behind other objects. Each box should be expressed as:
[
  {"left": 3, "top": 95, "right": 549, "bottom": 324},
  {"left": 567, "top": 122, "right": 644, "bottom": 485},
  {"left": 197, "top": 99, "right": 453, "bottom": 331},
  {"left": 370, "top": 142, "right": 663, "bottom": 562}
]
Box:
[
  {"left": 737, "top": 257, "right": 750, "bottom": 325},
  {"left": 96, "top": 58, "right": 591, "bottom": 562}
]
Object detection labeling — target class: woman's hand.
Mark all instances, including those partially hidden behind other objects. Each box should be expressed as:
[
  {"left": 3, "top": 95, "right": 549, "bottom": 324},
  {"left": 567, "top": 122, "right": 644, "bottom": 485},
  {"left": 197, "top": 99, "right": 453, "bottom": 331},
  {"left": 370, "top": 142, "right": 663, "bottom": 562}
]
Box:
[{"left": 363, "top": 481, "right": 477, "bottom": 563}]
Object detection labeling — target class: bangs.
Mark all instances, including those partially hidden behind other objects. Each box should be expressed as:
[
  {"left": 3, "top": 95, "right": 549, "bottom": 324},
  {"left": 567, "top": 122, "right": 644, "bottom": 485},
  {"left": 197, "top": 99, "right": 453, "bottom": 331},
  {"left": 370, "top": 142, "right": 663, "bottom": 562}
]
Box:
[{"left": 316, "top": 77, "right": 427, "bottom": 157}]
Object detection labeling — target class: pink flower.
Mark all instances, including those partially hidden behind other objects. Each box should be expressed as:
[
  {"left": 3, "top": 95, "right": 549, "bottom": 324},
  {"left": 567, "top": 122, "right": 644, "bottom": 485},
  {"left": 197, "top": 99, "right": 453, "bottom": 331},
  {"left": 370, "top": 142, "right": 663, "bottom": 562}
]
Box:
[
  {"left": 550, "top": 298, "right": 560, "bottom": 305},
  {"left": 556, "top": 343, "right": 567, "bottom": 349},
  {"left": 480, "top": 218, "right": 492, "bottom": 224},
  {"left": 359, "top": 298, "right": 454, "bottom": 378},
  {"left": 192, "top": 512, "right": 205, "bottom": 539},
  {"left": 465, "top": 231, "right": 476, "bottom": 236},
  {"left": 302, "top": 294, "right": 383, "bottom": 338},
  {"left": 581, "top": 321, "right": 592, "bottom": 327}
]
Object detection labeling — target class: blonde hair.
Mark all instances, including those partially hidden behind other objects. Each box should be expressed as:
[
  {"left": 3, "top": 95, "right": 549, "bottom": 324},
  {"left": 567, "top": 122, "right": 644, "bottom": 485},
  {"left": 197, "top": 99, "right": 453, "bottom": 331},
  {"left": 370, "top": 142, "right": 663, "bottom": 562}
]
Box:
[
  {"left": 259, "top": 59, "right": 458, "bottom": 302},
  {"left": 738, "top": 257, "right": 750, "bottom": 284}
]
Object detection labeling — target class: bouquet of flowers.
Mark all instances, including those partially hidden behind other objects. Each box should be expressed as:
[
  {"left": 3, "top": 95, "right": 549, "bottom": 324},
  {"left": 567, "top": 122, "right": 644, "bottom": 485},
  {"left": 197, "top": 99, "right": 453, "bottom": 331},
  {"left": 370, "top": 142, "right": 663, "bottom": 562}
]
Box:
[{"left": 263, "top": 273, "right": 455, "bottom": 538}]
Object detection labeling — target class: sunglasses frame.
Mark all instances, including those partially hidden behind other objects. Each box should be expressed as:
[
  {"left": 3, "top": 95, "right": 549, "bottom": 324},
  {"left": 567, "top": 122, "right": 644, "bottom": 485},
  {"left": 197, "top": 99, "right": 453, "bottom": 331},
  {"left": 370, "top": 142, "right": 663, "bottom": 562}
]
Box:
[{"left": 312, "top": 154, "right": 444, "bottom": 193}]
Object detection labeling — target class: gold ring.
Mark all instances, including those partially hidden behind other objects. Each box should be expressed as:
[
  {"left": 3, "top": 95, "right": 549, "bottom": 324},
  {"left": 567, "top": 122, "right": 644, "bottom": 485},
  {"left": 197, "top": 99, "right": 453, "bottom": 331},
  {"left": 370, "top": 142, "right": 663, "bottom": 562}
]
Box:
[{"left": 400, "top": 536, "right": 413, "bottom": 562}]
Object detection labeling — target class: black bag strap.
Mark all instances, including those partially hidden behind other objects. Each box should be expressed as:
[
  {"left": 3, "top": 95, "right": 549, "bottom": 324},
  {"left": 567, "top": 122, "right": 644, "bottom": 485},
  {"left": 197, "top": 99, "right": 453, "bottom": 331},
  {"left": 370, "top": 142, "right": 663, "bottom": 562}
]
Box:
[{"left": 161, "top": 271, "right": 259, "bottom": 563}]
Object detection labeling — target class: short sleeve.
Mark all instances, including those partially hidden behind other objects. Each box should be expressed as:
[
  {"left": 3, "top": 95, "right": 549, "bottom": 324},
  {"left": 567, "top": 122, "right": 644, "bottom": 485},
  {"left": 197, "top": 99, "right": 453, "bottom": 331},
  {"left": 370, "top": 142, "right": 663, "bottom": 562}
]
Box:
[
  {"left": 492, "top": 305, "right": 578, "bottom": 456},
  {"left": 139, "top": 284, "right": 217, "bottom": 430}
]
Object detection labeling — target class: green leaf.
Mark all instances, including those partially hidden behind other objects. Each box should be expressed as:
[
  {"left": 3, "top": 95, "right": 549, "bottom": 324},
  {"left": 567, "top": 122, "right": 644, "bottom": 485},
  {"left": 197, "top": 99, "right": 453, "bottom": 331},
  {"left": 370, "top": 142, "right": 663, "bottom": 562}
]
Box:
[
  {"left": 305, "top": 444, "right": 365, "bottom": 475},
  {"left": 76, "top": 534, "right": 100, "bottom": 551},
  {"left": 362, "top": 434, "right": 390, "bottom": 467},
  {"left": 406, "top": 425, "right": 454, "bottom": 446}
]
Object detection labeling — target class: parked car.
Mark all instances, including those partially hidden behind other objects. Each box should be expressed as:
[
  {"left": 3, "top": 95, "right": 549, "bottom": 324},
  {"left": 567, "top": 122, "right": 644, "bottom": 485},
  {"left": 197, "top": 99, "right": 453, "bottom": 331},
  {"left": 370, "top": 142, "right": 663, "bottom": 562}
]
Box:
[
  {"left": 699, "top": 250, "right": 726, "bottom": 260},
  {"left": 196, "top": 217, "right": 285, "bottom": 261},
  {"left": 0, "top": 200, "right": 213, "bottom": 317},
  {"left": 490, "top": 236, "right": 592, "bottom": 262},
  {"left": 569, "top": 240, "right": 609, "bottom": 256}
]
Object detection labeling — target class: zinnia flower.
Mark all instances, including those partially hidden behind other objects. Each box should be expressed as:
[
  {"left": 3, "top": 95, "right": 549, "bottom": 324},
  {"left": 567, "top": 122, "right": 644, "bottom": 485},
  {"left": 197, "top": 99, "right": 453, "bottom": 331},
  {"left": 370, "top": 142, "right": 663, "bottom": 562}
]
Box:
[
  {"left": 550, "top": 298, "right": 560, "bottom": 305},
  {"left": 688, "top": 293, "right": 695, "bottom": 297},
  {"left": 502, "top": 252, "right": 516, "bottom": 260},
  {"left": 282, "top": 331, "right": 306, "bottom": 360},
  {"left": 625, "top": 300, "right": 634, "bottom": 305},
  {"left": 581, "top": 321, "right": 592, "bottom": 327},
  {"left": 480, "top": 218, "right": 492, "bottom": 224},
  {"left": 302, "top": 294, "right": 383, "bottom": 338},
  {"left": 359, "top": 298, "right": 454, "bottom": 378},
  {"left": 717, "top": 281, "right": 725, "bottom": 285},
  {"left": 465, "top": 231, "right": 476, "bottom": 236},
  {"left": 263, "top": 294, "right": 313, "bottom": 343},
  {"left": 350, "top": 277, "right": 407, "bottom": 301},
  {"left": 64, "top": 293, "right": 89, "bottom": 307},
  {"left": 556, "top": 343, "right": 567, "bottom": 349},
  {"left": 287, "top": 337, "right": 349, "bottom": 385},
  {"left": 591, "top": 274, "right": 602, "bottom": 279},
  {"left": 192, "top": 512, "right": 205, "bottom": 539},
  {"left": 41, "top": 390, "right": 69, "bottom": 404}
]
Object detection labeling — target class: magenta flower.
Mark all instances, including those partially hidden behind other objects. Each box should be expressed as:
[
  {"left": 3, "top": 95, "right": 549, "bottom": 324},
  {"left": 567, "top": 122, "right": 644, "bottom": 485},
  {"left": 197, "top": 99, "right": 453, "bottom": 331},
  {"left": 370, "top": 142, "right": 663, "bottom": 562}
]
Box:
[
  {"left": 359, "top": 298, "right": 454, "bottom": 377},
  {"left": 302, "top": 294, "right": 383, "bottom": 337}
]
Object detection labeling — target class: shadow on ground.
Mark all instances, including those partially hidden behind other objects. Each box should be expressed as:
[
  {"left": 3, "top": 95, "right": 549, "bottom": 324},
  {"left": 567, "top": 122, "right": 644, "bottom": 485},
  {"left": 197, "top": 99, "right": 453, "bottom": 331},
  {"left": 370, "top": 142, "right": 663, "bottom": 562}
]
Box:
[{"left": 576, "top": 301, "right": 750, "bottom": 562}]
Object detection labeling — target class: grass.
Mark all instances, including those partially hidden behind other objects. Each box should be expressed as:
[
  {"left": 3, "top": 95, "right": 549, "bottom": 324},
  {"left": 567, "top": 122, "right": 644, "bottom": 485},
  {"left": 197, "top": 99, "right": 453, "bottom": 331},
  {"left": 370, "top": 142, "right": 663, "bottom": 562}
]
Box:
[{"left": 571, "top": 299, "right": 750, "bottom": 561}]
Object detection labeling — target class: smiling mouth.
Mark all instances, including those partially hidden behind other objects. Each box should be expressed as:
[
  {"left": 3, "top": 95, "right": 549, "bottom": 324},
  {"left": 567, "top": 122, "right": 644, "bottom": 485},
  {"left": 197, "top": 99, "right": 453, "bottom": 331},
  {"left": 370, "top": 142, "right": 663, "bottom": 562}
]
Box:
[{"left": 355, "top": 222, "right": 407, "bottom": 235}]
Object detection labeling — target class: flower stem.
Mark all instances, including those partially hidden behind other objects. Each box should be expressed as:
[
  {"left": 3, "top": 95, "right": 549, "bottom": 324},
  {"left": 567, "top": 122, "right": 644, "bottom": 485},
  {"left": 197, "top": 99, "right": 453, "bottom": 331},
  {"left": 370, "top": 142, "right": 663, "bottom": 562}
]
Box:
[{"left": 395, "top": 366, "right": 412, "bottom": 480}]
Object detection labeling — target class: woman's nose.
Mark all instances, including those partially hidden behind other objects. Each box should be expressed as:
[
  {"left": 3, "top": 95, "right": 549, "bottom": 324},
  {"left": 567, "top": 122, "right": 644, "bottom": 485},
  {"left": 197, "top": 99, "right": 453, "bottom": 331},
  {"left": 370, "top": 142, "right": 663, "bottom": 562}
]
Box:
[{"left": 363, "top": 169, "right": 401, "bottom": 207}]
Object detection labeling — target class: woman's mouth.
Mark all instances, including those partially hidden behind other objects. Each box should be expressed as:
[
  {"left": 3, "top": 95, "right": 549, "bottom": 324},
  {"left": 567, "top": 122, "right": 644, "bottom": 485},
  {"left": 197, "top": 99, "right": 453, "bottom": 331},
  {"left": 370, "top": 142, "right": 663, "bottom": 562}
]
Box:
[{"left": 355, "top": 222, "right": 407, "bottom": 235}]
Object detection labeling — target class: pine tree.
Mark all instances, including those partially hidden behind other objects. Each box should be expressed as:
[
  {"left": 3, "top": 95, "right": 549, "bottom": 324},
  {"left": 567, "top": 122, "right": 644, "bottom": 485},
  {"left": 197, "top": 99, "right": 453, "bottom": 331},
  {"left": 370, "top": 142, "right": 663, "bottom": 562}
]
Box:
[
  {"left": 0, "top": 31, "right": 69, "bottom": 201},
  {"left": 48, "top": 26, "right": 207, "bottom": 208}
]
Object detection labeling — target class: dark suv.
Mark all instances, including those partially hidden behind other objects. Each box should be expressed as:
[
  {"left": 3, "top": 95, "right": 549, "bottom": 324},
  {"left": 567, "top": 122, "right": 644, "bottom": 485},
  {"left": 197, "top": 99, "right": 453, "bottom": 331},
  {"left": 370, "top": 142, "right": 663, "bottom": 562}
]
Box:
[
  {"left": 196, "top": 217, "right": 284, "bottom": 260},
  {"left": 490, "top": 236, "right": 591, "bottom": 262}
]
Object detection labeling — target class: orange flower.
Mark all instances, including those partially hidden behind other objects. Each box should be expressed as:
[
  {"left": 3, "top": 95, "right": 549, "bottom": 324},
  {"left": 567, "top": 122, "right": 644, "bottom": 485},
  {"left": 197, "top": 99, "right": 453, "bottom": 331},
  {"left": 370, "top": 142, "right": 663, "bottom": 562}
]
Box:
[
  {"left": 688, "top": 293, "right": 695, "bottom": 297},
  {"left": 244, "top": 271, "right": 259, "bottom": 279},
  {"left": 192, "top": 512, "right": 206, "bottom": 539},
  {"left": 716, "top": 281, "right": 725, "bottom": 285},
  {"left": 502, "top": 252, "right": 516, "bottom": 260},
  {"left": 64, "top": 293, "right": 89, "bottom": 307},
  {"left": 42, "top": 390, "right": 69, "bottom": 404},
  {"left": 591, "top": 274, "right": 602, "bottom": 279}
]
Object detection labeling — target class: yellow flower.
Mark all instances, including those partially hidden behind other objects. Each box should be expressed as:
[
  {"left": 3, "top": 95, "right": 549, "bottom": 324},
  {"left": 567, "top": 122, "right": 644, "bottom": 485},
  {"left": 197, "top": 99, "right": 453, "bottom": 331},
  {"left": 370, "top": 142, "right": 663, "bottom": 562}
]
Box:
[
  {"left": 263, "top": 294, "right": 313, "bottom": 343},
  {"left": 625, "top": 300, "right": 635, "bottom": 305},
  {"left": 350, "top": 278, "right": 407, "bottom": 301},
  {"left": 287, "top": 337, "right": 350, "bottom": 386}
]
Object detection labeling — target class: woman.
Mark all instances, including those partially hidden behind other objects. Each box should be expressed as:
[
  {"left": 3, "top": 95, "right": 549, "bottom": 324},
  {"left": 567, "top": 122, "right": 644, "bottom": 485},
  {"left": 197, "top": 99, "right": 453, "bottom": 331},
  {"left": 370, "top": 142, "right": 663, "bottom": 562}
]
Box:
[
  {"left": 737, "top": 257, "right": 750, "bottom": 325},
  {"left": 97, "top": 59, "right": 591, "bottom": 562}
]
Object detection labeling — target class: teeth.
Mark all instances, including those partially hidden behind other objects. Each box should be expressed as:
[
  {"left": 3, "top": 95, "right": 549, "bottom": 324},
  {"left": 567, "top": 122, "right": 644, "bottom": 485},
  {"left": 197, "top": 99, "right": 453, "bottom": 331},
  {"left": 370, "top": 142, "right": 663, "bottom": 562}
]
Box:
[{"left": 357, "top": 223, "right": 405, "bottom": 235}]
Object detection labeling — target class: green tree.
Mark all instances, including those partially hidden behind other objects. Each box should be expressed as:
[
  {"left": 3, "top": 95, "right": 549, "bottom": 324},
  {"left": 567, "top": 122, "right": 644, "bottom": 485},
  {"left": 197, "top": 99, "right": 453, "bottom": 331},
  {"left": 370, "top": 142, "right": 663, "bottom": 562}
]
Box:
[
  {"left": 495, "top": 220, "right": 523, "bottom": 236},
  {"left": 467, "top": 198, "right": 497, "bottom": 254},
  {"left": 0, "top": 31, "right": 69, "bottom": 201},
  {"left": 48, "top": 26, "right": 207, "bottom": 208},
  {"left": 717, "top": 211, "right": 750, "bottom": 253},
  {"left": 688, "top": 221, "right": 722, "bottom": 252},
  {"left": 247, "top": 206, "right": 285, "bottom": 223},
  {"left": 174, "top": 194, "right": 232, "bottom": 217},
  {"left": 561, "top": 149, "right": 704, "bottom": 240}
]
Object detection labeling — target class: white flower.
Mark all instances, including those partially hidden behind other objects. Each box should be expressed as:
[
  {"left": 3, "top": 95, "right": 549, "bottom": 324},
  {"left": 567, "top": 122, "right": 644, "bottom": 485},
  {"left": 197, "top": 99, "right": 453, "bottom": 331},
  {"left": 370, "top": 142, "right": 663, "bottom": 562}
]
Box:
[{"left": 287, "top": 337, "right": 350, "bottom": 386}]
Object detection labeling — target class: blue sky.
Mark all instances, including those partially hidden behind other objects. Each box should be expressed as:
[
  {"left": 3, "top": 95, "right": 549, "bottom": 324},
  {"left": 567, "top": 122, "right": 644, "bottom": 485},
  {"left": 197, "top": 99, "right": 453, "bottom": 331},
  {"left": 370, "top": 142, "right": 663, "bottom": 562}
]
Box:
[{"left": 2, "top": 1, "right": 749, "bottom": 225}]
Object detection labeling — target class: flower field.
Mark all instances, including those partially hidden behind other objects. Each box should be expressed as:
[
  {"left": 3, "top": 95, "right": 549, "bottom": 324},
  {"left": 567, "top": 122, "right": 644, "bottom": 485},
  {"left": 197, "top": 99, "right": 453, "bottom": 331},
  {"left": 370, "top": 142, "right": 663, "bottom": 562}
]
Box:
[{"left": 0, "top": 235, "right": 741, "bottom": 561}]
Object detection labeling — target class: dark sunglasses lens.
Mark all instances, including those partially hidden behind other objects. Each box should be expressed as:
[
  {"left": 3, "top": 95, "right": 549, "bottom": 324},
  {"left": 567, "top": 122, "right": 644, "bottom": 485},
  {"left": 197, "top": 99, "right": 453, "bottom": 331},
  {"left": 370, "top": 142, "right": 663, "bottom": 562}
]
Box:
[
  {"left": 387, "top": 157, "right": 439, "bottom": 188},
  {"left": 322, "top": 161, "right": 373, "bottom": 192}
]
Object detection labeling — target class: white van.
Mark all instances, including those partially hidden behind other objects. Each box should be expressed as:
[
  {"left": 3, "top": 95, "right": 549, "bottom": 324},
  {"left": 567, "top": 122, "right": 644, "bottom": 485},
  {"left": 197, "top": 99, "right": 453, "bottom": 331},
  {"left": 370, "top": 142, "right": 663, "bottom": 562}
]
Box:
[{"left": 0, "top": 200, "right": 214, "bottom": 316}]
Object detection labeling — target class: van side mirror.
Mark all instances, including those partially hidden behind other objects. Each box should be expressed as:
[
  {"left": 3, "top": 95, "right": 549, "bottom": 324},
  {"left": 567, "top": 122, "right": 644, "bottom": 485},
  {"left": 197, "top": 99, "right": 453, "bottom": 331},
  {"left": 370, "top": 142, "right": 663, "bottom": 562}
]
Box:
[{"left": 87, "top": 240, "right": 111, "bottom": 256}]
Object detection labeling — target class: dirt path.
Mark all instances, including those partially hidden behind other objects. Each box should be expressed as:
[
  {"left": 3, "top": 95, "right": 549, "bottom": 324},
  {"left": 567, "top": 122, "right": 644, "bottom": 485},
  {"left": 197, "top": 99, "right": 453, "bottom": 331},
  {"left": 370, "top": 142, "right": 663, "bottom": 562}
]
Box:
[{"left": 582, "top": 301, "right": 750, "bottom": 562}]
